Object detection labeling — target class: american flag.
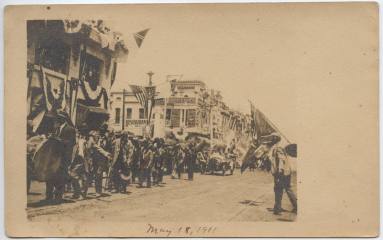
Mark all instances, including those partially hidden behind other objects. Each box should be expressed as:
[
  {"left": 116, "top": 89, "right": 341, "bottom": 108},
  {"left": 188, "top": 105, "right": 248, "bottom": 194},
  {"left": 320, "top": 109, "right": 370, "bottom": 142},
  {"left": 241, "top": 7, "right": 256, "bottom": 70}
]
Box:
[
  {"left": 129, "top": 85, "right": 156, "bottom": 122},
  {"left": 129, "top": 85, "right": 148, "bottom": 108}
]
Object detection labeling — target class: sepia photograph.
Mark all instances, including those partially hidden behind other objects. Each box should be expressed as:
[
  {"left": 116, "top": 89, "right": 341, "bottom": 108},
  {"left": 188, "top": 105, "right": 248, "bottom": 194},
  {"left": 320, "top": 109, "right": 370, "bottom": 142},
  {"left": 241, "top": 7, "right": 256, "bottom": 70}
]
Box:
[
  {"left": 4, "top": 3, "right": 379, "bottom": 237},
  {"left": 26, "top": 18, "right": 297, "bottom": 222}
]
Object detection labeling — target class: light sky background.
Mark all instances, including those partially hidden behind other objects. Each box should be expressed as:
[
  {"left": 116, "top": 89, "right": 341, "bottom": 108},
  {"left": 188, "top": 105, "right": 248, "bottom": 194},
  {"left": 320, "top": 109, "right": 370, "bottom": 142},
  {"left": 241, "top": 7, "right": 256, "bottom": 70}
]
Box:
[{"left": 105, "top": 4, "right": 348, "bottom": 144}]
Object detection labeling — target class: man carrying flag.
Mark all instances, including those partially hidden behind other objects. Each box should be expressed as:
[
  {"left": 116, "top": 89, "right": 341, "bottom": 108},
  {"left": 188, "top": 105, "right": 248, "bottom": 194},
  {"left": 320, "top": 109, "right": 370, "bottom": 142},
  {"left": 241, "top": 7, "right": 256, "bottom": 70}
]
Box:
[{"left": 263, "top": 133, "right": 297, "bottom": 215}]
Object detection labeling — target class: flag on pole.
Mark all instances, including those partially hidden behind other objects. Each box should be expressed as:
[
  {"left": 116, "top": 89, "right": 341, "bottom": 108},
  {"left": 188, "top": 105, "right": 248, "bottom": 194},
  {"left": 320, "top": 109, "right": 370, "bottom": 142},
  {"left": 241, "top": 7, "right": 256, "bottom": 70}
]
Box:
[
  {"left": 129, "top": 84, "right": 157, "bottom": 123},
  {"left": 145, "top": 86, "right": 156, "bottom": 123},
  {"left": 254, "top": 109, "right": 276, "bottom": 136},
  {"left": 249, "top": 101, "right": 276, "bottom": 139},
  {"left": 129, "top": 85, "right": 148, "bottom": 108}
]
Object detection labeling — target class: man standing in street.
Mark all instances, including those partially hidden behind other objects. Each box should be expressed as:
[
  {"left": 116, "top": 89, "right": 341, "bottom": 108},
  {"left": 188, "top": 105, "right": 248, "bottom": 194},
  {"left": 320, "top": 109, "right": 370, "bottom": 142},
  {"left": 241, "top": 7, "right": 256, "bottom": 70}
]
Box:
[
  {"left": 267, "top": 133, "right": 297, "bottom": 215},
  {"left": 186, "top": 143, "right": 196, "bottom": 181},
  {"left": 139, "top": 141, "right": 154, "bottom": 188},
  {"left": 87, "top": 131, "right": 111, "bottom": 197}
]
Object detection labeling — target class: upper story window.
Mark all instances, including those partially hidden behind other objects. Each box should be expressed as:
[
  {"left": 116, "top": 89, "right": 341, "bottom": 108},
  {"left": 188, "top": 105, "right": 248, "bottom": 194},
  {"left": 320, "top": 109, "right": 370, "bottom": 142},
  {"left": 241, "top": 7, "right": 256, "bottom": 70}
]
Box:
[
  {"left": 139, "top": 108, "right": 146, "bottom": 119},
  {"left": 82, "top": 53, "right": 103, "bottom": 90},
  {"left": 126, "top": 108, "right": 132, "bottom": 119},
  {"left": 115, "top": 108, "right": 121, "bottom": 124},
  {"left": 35, "top": 38, "right": 70, "bottom": 74}
]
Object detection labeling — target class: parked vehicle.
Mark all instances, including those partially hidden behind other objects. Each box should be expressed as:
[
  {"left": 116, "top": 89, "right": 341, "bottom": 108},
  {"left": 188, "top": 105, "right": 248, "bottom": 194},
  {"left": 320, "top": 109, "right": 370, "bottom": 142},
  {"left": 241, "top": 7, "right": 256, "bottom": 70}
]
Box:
[{"left": 207, "top": 151, "right": 235, "bottom": 176}]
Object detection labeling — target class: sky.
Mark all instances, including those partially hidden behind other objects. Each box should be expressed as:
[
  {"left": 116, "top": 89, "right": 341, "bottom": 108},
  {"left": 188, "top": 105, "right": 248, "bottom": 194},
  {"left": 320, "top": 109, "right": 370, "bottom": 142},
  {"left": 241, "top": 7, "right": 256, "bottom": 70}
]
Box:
[{"left": 106, "top": 4, "right": 336, "bottom": 144}]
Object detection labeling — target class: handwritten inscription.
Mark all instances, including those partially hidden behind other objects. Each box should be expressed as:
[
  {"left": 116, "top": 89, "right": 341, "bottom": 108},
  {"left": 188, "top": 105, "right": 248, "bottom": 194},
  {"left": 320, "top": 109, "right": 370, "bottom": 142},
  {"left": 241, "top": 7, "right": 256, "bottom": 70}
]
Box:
[{"left": 146, "top": 223, "right": 217, "bottom": 237}]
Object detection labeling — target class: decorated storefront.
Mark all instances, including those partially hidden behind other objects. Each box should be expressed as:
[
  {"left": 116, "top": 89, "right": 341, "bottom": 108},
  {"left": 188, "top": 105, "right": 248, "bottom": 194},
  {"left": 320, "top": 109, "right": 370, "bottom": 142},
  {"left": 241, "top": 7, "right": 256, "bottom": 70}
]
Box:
[{"left": 27, "top": 20, "right": 131, "bottom": 134}]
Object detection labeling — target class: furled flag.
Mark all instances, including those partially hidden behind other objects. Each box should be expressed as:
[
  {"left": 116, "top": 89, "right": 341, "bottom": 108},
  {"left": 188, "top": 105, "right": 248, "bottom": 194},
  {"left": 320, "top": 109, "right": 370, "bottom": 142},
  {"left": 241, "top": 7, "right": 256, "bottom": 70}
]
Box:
[{"left": 145, "top": 86, "right": 156, "bottom": 123}]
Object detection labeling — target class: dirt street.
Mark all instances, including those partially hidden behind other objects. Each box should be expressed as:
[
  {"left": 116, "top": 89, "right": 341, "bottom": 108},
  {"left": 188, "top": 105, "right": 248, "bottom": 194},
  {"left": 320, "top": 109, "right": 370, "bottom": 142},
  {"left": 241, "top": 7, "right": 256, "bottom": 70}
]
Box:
[{"left": 27, "top": 170, "right": 297, "bottom": 222}]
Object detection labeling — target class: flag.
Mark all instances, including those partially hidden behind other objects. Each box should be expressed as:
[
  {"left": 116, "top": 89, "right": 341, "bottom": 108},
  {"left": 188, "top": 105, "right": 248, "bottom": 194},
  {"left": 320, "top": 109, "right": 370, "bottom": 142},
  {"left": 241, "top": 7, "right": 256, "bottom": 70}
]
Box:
[
  {"left": 145, "top": 86, "right": 156, "bottom": 123},
  {"left": 129, "top": 85, "right": 148, "bottom": 108},
  {"left": 254, "top": 109, "right": 275, "bottom": 136},
  {"left": 62, "top": 20, "right": 83, "bottom": 33},
  {"left": 41, "top": 66, "right": 67, "bottom": 112},
  {"left": 134, "top": 28, "right": 150, "bottom": 48},
  {"left": 249, "top": 101, "right": 276, "bottom": 139},
  {"left": 124, "top": 28, "right": 150, "bottom": 59}
]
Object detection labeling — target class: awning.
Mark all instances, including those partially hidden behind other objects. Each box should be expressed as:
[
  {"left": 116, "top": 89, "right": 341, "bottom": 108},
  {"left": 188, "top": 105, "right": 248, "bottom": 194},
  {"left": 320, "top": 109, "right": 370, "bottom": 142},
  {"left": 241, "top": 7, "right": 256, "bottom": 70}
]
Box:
[{"left": 76, "top": 103, "right": 109, "bottom": 131}]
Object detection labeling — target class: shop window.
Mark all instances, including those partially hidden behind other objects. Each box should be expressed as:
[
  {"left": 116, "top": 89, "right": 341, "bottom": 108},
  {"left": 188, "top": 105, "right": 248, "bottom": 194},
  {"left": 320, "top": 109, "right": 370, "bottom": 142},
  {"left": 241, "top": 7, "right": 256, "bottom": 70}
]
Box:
[
  {"left": 35, "top": 38, "right": 70, "bottom": 74},
  {"left": 126, "top": 108, "right": 132, "bottom": 119},
  {"left": 115, "top": 108, "right": 121, "bottom": 124}
]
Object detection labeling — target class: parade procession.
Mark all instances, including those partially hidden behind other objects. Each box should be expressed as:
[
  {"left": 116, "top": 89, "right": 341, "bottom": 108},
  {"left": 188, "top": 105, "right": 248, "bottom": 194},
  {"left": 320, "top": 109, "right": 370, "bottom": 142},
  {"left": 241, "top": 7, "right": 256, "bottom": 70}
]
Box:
[{"left": 26, "top": 20, "right": 297, "bottom": 222}]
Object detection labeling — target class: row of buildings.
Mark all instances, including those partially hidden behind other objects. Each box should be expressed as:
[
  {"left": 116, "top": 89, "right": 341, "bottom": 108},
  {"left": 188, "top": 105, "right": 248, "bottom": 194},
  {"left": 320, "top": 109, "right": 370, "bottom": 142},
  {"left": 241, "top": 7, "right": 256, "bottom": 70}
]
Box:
[
  {"left": 109, "top": 78, "right": 251, "bottom": 142},
  {"left": 26, "top": 20, "right": 251, "bottom": 144}
]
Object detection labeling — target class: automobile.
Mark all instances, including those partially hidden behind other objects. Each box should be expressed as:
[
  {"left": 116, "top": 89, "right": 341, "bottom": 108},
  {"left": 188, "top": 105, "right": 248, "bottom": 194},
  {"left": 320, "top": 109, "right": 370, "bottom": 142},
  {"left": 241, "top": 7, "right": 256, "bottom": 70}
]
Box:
[{"left": 207, "top": 151, "right": 235, "bottom": 176}]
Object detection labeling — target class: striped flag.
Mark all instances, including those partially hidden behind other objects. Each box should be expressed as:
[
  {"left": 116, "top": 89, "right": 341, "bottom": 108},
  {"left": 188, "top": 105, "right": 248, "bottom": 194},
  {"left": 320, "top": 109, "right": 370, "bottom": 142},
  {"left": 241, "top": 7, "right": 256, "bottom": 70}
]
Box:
[
  {"left": 134, "top": 29, "right": 150, "bottom": 48},
  {"left": 129, "top": 85, "right": 148, "bottom": 108},
  {"left": 129, "top": 84, "right": 156, "bottom": 123}
]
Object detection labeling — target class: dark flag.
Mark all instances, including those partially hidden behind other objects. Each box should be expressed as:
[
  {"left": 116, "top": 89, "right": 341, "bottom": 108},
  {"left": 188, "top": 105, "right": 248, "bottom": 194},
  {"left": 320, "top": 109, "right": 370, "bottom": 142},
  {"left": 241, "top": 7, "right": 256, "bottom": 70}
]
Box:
[
  {"left": 254, "top": 109, "right": 276, "bottom": 136},
  {"left": 134, "top": 28, "right": 150, "bottom": 48},
  {"left": 249, "top": 101, "right": 276, "bottom": 139},
  {"left": 32, "top": 138, "right": 66, "bottom": 181}
]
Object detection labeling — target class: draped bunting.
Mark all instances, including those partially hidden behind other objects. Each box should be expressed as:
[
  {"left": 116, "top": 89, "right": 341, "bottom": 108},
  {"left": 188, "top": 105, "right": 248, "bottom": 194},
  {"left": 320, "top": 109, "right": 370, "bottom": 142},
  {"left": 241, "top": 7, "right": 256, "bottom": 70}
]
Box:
[
  {"left": 41, "top": 66, "right": 67, "bottom": 112},
  {"left": 82, "top": 80, "right": 103, "bottom": 100}
]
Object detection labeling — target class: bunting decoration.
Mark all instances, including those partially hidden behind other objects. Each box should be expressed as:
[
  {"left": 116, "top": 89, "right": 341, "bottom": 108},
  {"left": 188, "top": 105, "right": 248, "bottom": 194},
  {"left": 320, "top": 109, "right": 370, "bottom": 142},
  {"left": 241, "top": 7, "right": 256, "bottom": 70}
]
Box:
[
  {"left": 124, "top": 28, "right": 150, "bottom": 59},
  {"left": 41, "top": 66, "right": 67, "bottom": 112}
]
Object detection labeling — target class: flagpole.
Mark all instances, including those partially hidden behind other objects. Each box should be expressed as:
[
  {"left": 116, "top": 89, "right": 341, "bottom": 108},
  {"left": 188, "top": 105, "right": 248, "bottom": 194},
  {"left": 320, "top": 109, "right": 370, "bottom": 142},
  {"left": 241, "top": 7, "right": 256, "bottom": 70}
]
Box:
[{"left": 122, "top": 88, "right": 126, "bottom": 131}]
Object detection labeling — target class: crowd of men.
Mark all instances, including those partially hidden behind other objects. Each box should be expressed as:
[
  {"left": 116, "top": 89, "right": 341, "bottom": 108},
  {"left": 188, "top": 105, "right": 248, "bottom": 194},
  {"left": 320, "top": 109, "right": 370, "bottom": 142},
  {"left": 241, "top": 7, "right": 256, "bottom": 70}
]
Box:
[
  {"left": 27, "top": 111, "right": 296, "bottom": 216},
  {"left": 69, "top": 129, "right": 201, "bottom": 199},
  {"left": 27, "top": 112, "right": 216, "bottom": 202}
]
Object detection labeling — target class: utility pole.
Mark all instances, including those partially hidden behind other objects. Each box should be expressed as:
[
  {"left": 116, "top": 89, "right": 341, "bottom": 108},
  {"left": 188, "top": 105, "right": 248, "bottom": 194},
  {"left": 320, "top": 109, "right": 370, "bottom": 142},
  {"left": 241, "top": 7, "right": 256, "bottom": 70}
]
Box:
[
  {"left": 146, "top": 71, "right": 154, "bottom": 137},
  {"left": 147, "top": 71, "right": 154, "bottom": 86},
  {"left": 122, "top": 88, "right": 126, "bottom": 131}
]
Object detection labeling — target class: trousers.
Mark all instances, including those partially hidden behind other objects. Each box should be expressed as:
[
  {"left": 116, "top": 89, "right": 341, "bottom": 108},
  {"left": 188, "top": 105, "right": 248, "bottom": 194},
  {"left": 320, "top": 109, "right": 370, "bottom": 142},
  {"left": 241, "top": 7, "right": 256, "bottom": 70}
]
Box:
[{"left": 273, "top": 174, "right": 297, "bottom": 211}]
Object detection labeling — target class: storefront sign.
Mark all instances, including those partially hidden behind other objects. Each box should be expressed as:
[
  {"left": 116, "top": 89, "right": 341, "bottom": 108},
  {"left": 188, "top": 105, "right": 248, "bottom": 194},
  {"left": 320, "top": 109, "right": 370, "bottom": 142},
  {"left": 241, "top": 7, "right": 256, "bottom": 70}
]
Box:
[
  {"left": 126, "top": 119, "right": 147, "bottom": 127},
  {"left": 167, "top": 97, "right": 196, "bottom": 105},
  {"left": 177, "top": 85, "right": 195, "bottom": 90}
]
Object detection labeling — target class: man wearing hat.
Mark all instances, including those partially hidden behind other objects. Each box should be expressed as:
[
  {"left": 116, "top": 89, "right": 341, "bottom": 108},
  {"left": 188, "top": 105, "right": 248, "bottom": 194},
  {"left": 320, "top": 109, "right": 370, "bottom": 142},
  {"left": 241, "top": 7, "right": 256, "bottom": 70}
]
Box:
[
  {"left": 185, "top": 143, "right": 197, "bottom": 181},
  {"left": 87, "top": 130, "right": 111, "bottom": 197},
  {"left": 138, "top": 141, "right": 154, "bottom": 188},
  {"left": 45, "top": 111, "right": 76, "bottom": 201},
  {"left": 266, "top": 133, "right": 297, "bottom": 215}
]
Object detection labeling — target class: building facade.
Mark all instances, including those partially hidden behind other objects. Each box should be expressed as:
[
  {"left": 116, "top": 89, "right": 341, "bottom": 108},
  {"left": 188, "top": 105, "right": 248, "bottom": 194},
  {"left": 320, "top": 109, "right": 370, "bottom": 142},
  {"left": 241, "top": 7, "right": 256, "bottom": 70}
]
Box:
[
  {"left": 27, "top": 20, "right": 127, "bottom": 134},
  {"left": 165, "top": 80, "right": 208, "bottom": 136},
  {"left": 109, "top": 90, "right": 165, "bottom": 137}
]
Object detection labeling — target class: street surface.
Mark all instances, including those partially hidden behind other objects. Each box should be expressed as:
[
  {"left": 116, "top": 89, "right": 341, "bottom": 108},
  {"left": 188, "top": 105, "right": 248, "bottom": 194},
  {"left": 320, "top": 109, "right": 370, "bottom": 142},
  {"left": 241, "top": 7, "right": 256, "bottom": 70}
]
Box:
[{"left": 27, "top": 170, "right": 297, "bottom": 222}]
